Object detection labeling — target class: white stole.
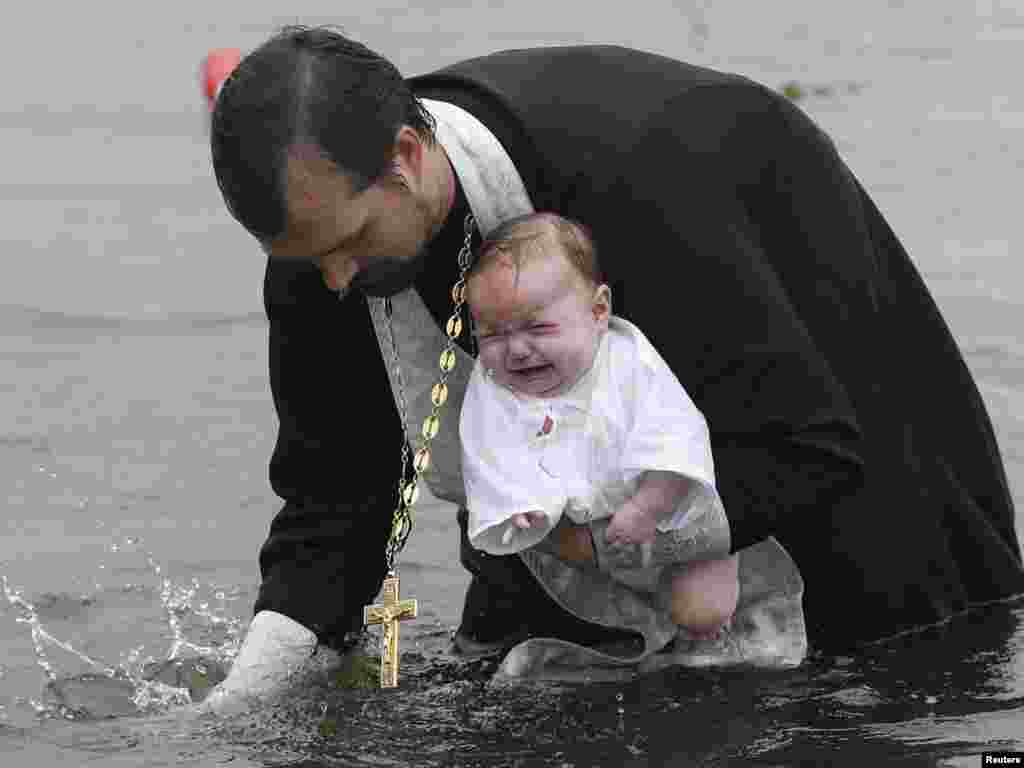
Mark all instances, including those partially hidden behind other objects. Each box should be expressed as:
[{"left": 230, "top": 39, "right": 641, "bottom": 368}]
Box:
[{"left": 367, "top": 99, "right": 535, "bottom": 507}]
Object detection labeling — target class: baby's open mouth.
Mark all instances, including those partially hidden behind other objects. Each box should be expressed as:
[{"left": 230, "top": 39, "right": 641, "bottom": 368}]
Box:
[{"left": 514, "top": 364, "right": 551, "bottom": 375}]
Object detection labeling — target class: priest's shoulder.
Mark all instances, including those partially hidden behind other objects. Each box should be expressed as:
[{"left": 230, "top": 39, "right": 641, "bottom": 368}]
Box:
[{"left": 412, "top": 45, "right": 754, "bottom": 92}]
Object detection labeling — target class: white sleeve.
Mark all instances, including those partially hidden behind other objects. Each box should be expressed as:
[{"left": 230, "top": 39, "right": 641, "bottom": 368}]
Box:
[
  {"left": 620, "top": 342, "right": 725, "bottom": 532},
  {"left": 196, "top": 610, "right": 317, "bottom": 714},
  {"left": 460, "top": 364, "right": 566, "bottom": 555}
]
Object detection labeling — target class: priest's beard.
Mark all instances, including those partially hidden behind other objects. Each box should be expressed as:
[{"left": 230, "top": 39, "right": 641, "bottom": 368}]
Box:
[
  {"left": 352, "top": 188, "right": 439, "bottom": 299},
  {"left": 353, "top": 245, "right": 430, "bottom": 298}
]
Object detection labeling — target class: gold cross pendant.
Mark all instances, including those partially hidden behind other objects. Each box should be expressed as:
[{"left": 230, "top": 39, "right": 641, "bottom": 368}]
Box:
[{"left": 363, "top": 572, "right": 418, "bottom": 688}]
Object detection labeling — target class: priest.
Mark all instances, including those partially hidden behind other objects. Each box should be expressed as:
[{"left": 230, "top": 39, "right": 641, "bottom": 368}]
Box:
[{"left": 199, "top": 25, "right": 1024, "bottom": 710}]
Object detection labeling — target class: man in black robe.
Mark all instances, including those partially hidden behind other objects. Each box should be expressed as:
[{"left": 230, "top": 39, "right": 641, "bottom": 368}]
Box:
[{"left": 202, "top": 25, "right": 1024, "bottom": 708}]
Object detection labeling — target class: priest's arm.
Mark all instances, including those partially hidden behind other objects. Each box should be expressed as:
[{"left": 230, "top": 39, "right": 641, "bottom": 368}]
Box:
[{"left": 200, "top": 261, "right": 400, "bottom": 711}]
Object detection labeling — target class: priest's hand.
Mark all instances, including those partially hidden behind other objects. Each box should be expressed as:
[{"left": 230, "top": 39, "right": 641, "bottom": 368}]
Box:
[{"left": 192, "top": 610, "right": 317, "bottom": 716}]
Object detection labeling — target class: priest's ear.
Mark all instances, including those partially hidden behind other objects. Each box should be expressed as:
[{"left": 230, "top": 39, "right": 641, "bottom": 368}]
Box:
[
  {"left": 386, "top": 125, "right": 428, "bottom": 191},
  {"left": 592, "top": 283, "right": 612, "bottom": 329}
]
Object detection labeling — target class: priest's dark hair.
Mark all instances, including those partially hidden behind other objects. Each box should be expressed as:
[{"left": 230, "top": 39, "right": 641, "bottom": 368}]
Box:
[
  {"left": 472, "top": 212, "right": 605, "bottom": 289},
  {"left": 209, "top": 25, "right": 436, "bottom": 241}
]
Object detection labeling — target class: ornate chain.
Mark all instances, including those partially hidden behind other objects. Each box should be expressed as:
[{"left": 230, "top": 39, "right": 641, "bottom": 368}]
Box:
[{"left": 379, "top": 212, "right": 476, "bottom": 573}]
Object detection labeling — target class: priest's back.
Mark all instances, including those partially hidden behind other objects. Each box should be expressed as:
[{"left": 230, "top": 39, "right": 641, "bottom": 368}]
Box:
[{"left": 411, "top": 45, "right": 1024, "bottom": 645}]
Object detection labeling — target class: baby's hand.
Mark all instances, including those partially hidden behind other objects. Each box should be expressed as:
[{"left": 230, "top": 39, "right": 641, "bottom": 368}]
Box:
[
  {"left": 606, "top": 500, "right": 659, "bottom": 546},
  {"left": 501, "top": 510, "right": 547, "bottom": 545}
]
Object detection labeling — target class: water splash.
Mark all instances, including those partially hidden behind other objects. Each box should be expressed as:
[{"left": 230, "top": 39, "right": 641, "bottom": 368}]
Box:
[
  {"left": 1, "top": 573, "right": 114, "bottom": 682},
  {"left": 1, "top": 572, "right": 124, "bottom": 718},
  {"left": 0, "top": 535, "right": 243, "bottom": 721},
  {"left": 128, "top": 535, "right": 244, "bottom": 663}
]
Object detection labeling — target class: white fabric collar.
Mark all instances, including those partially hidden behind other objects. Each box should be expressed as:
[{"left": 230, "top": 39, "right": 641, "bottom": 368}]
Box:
[
  {"left": 420, "top": 99, "right": 534, "bottom": 237},
  {"left": 365, "top": 99, "right": 535, "bottom": 507}
]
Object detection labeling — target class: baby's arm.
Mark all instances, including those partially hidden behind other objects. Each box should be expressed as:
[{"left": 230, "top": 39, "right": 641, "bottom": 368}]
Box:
[{"left": 606, "top": 470, "right": 693, "bottom": 546}]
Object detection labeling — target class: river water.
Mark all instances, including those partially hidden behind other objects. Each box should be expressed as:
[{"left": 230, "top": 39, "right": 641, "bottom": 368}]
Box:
[{"left": 2, "top": 0, "right": 1023, "bottom": 765}]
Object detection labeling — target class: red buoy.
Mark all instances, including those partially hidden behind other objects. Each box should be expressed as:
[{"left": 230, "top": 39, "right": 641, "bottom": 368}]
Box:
[{"left": 201, "top": 48, "right": 241, "bottom": 110}]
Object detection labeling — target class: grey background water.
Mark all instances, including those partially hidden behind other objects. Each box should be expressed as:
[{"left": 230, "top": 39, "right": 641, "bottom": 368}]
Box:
[{"left": 2, "top": 0, "right": 1023, "bottom": 765}]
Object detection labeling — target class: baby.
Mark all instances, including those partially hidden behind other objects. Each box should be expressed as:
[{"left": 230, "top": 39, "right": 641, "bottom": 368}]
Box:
[{"left": 459, "top": 212, "right": 739, "bottom": 636}]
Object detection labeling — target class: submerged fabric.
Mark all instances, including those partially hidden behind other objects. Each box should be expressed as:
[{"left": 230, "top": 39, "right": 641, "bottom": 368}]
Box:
[
  {"left": 257, "top": 44, "right": 1024, "bottom": 652},
  {"left": 501, "top": 535, "right": 807, "bottom": 680}
]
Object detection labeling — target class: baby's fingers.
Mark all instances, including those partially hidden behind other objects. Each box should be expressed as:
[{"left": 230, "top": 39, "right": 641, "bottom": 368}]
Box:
[
  {"left": 502, "top": 512, "right": 545, "bottom": 546},
  {"left": 513, "top": 513, "right": 534, "bottom": 529},
  {"left": 525, "top": 510, "right": 547, "bottom": 527}
]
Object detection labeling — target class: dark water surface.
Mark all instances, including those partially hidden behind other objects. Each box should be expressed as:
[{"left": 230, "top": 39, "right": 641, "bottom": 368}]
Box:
[
  {"left": 7, "top": 595, "right": 1024, "bottom": 766},
  {"left": 2, "top": 0, "right": 1024, "bottom": 765}
]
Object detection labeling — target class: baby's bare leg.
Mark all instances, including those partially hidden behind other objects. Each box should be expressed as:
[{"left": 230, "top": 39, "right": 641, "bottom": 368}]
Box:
[
  {"left": 664, "top": 555, "right": 739, "bottom": 635},
  {"left": 548, "top": 517, "right": 596, "bottom": 565}
]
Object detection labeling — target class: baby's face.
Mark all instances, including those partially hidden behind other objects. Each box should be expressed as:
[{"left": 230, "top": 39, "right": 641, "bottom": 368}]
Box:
[{"left": 468, "top": 250, "right": 608, "bottom": 398}]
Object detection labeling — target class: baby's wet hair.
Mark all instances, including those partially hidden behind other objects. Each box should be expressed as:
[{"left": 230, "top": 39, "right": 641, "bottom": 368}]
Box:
[{"left": 470, "top": 212, "right": 604, "bottom": 289}]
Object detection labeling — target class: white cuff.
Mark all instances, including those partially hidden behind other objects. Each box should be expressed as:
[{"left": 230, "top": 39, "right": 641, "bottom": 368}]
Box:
[{"left": 198, "top": 610, "right": 317, "bottom": 713}]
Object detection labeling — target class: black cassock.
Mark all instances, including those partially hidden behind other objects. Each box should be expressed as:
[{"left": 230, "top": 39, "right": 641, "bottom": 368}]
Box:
[{"left": 257, "top": 45, "right": 1024, "bottom": 652}]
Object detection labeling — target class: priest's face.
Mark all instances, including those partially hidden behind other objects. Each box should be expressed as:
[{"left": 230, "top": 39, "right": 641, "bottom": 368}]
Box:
[
  {"left": 266, "top": 137, "right": 441, "bottom": 298},
  {"left": 469, "top": 248, "right": 610, "bottom": 398}
]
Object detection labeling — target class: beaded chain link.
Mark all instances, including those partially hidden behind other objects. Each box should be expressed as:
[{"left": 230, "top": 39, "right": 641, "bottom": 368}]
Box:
[{"left": 379, "top": 213, "right": 476, "bottom": 573}]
